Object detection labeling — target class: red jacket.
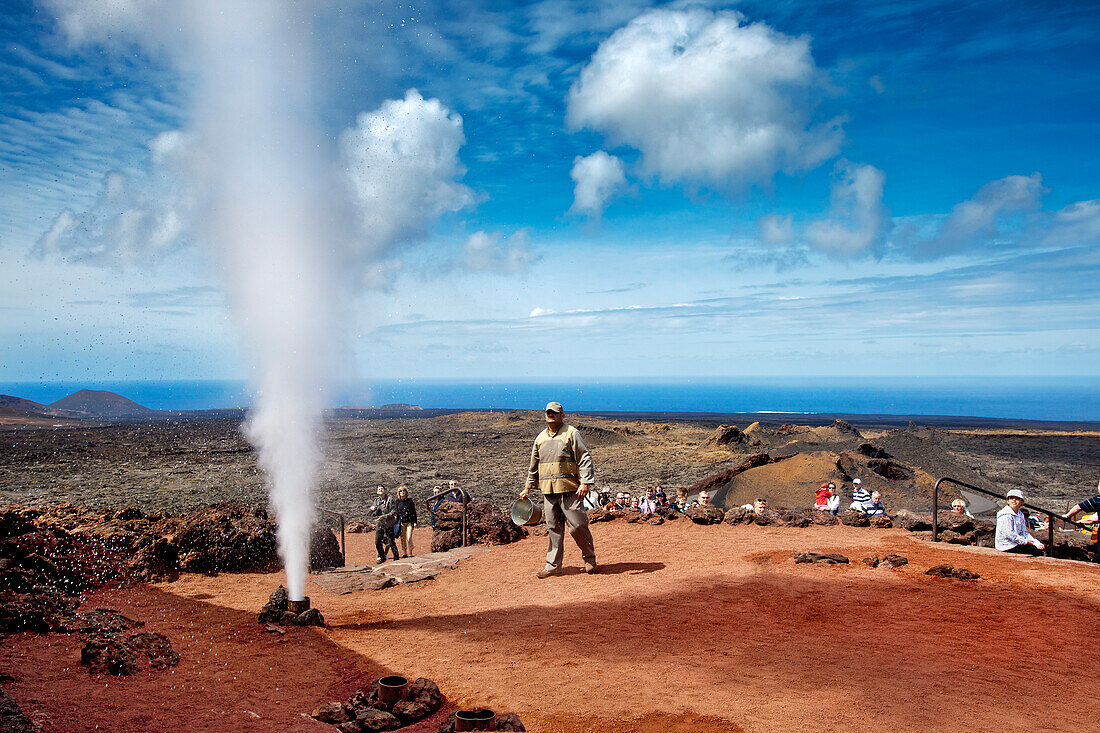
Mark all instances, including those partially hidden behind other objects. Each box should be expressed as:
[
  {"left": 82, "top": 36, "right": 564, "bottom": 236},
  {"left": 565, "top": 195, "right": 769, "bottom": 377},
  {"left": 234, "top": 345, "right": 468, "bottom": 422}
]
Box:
[{"left": 815, "top": 487, "right": 833, "bottom": 506}]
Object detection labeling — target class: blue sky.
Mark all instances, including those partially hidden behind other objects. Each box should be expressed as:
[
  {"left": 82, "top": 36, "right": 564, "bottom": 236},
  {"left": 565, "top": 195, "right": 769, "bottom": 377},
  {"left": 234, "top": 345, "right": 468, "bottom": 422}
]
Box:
[{"left": 2, "top": 0, "right": 1099, "bottom": 385}]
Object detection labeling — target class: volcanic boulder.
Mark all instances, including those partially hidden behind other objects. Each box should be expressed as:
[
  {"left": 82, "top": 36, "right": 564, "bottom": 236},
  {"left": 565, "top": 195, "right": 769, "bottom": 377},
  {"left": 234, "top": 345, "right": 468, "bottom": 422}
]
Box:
[
  {"left": 926, "top": 564, "right": 980, "bottom": 580},
  {"left": 870, "top": 515, "right": 893, "bottom": 529},
  {"left": 685, "top": 505, "right": 725, "bottom": 525},
  {"left": 310, "top": 526, "right": 343, "bottom": 571},
  {"left": 0, "top": 689, "right": 37, "bottom": 733},
  {"left": 894, "top": 510, "right": 932, "bottom": 532},
  {"left": 794, "top": 552, "right": 849, "bottom": 564},
  {"left": 430, "top": 501, "right": 526, "bottom": 552},
  {"left": 809, "top": 510, "right": 839, "bottom": 526},
  {"left": 258, "top": 586, "right": 289, "bottom": 624},
  {"left": 392, "top": 678, "right": 443, "bottom": 724},
  {"left": 173, "top": 504, "right": 279, "bottom": 573},
  {"left": 724, "top": 507, "right": 756, "bottom": 525},
  {"left": 880, "top": 553, "right": 908, "bottom": 568},
  {"left": 312, "top": 702, "right": 352, "bottom": 724},
  {"left": 80, "top": 631, "right": 178, "bottom": 675},
  {"left": 0, "top": 589, "right": 79, "bottom": 633},
  {"left": 127, "top": 536, "right": 180, "bottom": 582},
  {"left": 774, "top": 509, "right": 812, "bottom": 528},
  {"left": 838, "top": 510, "right": 870, "bottom": 527}
]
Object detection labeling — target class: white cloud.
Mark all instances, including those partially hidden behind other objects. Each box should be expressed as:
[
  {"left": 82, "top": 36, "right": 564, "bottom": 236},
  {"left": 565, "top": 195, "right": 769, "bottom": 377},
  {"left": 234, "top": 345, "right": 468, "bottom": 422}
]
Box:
[
  {"left": 463, "top": 230, "right": 537, "bottom": 274},
  {"left": 804, "top": 162, "right": 888, "bottom": 257},
  {"left": 340, "top": 89, "right": 478, "bottom": 258},
  {"left": 758, "top": 213, "right": 795, "bottom": 245},
  {"left": 569, "top": 150, "right": 626, "bottom": 217},
  {"left": 566, "top": 7, "right": 842, "bottom": 192},
  {"left": 31, "top": 129, "right": 195, "bottom": 265},
  {"left": 907, "top": 173, "right": 1046, "bottom": 259},
  {"left": 1042, "top": 200, "right": 1100, "bottom": 247}
]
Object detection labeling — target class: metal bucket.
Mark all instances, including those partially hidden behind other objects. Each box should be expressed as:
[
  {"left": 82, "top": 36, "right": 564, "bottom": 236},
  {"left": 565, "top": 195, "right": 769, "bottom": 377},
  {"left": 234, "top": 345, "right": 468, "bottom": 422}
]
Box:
[
  {"left": 510, "top": 497, "right": 542, "bottom": 526},
  {"left": 455, "top": 709, "right": 496, "bottom": 731}
]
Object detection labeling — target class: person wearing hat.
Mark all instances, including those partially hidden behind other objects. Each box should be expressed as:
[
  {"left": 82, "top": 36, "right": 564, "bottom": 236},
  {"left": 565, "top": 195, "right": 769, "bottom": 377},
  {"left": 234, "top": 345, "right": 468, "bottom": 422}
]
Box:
[
  {"left": 850, "top": 478, "right": 871, "bottom": 512},
  {"left": 520, "top": 401, "right": 598, "bottom": 577},
  {"left": 995, "top": 489, "right": 1045, "bottom": 556},
  {"left": 1062, "top": 478, "right": 1100, "bottom": 562}
]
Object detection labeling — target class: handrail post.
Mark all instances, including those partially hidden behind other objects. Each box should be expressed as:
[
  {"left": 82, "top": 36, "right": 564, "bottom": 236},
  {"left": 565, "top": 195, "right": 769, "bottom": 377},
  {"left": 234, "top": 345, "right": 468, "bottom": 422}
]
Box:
[
  {"left": 932, "top": 477, "right": 941, "bottom": 542},
  {"left": 1047, "top": 517, "right": 1055, "bottom": 558},
  {"left": 461, "top": 495, "right": 468, "bottom": 547}
]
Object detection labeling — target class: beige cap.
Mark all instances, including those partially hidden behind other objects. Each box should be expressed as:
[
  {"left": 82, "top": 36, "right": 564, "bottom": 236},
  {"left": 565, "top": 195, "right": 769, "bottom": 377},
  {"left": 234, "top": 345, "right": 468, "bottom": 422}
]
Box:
[{"left": 545, "top": 401, "right": 564, "bottom": 413}]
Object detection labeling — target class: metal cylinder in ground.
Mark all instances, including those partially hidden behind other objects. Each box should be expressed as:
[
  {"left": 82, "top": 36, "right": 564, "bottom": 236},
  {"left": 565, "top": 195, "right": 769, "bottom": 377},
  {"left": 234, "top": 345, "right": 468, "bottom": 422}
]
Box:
[
  {"left": 287, "top": 597, "right": 310, "bottom": 615},
  {"left": 377, "top": 675, "right": 408, "bottom": 706},
  {"left": 455, "top": 708, "right": 495, "bottom": 731}
]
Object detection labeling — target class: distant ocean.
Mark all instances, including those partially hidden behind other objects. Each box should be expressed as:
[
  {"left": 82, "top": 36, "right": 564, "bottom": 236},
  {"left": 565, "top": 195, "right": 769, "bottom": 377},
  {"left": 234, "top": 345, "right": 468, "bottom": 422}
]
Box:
[{"left": 2, "top": 377, "right": 1100, "bottom": 423}]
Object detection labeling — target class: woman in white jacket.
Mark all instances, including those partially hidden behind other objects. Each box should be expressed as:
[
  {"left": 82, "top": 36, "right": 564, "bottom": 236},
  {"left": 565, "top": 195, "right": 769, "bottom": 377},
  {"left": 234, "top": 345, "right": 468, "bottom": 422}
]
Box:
[{"left": 995, "top": 489, "right": 1045, "bottom": 556}]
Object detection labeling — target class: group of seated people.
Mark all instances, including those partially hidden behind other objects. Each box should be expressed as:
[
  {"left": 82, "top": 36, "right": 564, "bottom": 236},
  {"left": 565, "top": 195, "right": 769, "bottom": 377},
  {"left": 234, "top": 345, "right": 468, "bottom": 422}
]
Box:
[
  {"left": 588, "top": 485, "right": 718, "bottom": 514},
  {"left": 813, "top": 478, "right": 887, "bottom": 516}
]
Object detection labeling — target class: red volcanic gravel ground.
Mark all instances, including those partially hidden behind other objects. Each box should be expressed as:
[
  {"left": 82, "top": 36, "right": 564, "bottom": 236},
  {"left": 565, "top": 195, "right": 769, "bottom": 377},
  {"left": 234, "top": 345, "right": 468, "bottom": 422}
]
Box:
[{"left": 3, "top": 522, "right": 1100, "bottom": 732}]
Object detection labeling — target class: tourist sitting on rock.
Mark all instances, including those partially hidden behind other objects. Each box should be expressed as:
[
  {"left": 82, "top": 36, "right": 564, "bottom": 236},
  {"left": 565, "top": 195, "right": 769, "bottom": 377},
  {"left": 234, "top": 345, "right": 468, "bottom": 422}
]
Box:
[
  {"left": 951, "top": 499, "right": 974, "bottom": 518},
  {"left": 699, "top": 490, "right": 711, "bottom": 506},
  {"left": 815, "top": 484, "right": 840, "bottom": 513},
  {"left": 371, "top": 485, "right": 400, "bottom": 563},
  {"left": 995, "top": 489, "right": 1045, "bottom": 556},
  {"left": 630, "top": 496, "right": 641, "bottom": 511},
  {"left": 654, "top": 486, "right": 668, "bottom": 507},
  {"left": 863, "top": 491, "right": 886, "bottom": 517},
  {"left": 429, "top": 480, "right": 472, "bottom": 528},
  {"left": 850, "top": 479, "right": 871, "bottom": 511},
  {"left": 638, "top": 489, "right": 657, "bottom": 514},
  {"left": 395, "top": 485, "right": 417, "bottom": 558},
  {"left": 674, "top": 497, "right": 688, "bottom": 513},
  {"left": 740, "top": 498, "right": 768, "bottom": 515},
  {"left": 613, "top": 492, "right": 629, "bottom": 510},
  {"left": 1063, "top": 484, "right": 1100, "bottom": 563}
]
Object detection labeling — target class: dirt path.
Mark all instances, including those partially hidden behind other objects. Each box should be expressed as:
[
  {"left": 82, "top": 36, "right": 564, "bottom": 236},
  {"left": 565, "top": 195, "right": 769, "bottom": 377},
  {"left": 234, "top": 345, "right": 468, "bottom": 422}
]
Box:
[{"left": 4, "top": 523, "right": 1099, "bottom": 732}]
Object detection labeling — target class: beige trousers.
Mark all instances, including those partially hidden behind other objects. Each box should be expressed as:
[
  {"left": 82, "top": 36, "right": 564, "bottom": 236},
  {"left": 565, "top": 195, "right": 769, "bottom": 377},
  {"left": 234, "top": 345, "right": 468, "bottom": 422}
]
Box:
[
  {"left": 398, "top": 523, "right": 414, "bottom": 557},
  {"left": 543, "top": 491, "right": 596, "bottom": 569}
]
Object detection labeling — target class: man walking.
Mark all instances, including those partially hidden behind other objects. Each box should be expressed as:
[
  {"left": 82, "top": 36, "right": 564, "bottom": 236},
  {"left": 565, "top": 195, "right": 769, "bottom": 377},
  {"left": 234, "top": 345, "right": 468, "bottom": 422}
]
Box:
[
  {"left": 520, "top": 402, "right": 597, "bottom": 577},
  {"left": 371, "top": 485, "right": 400, "bottom": 564}
]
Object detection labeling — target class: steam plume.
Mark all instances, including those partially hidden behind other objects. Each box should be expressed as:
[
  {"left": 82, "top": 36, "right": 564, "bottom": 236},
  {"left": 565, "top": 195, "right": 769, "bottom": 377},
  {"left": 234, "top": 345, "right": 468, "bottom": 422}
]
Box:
[
  {"left": 46, "top": 0, "right": 346, "bottom": 600},
  {"left": 184, "top": 2, "right": 343, "bottom": 601}
]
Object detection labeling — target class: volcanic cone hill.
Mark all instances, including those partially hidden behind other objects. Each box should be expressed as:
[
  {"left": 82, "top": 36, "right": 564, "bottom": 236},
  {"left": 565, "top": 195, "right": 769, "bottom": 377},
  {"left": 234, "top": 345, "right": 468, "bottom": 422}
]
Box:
[
  {"left": 48, "top": 390, "right": 155, "bottom": 420},
  {"left": 0, "top": 395, "right": 52, "bottom": 414}
]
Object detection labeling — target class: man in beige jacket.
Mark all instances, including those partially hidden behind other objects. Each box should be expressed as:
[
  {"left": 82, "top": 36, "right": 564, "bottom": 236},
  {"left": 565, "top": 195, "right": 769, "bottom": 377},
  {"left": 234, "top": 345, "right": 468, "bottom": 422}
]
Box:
[{"left": 520, "top": 401, "right": 597, "bottom": 577}]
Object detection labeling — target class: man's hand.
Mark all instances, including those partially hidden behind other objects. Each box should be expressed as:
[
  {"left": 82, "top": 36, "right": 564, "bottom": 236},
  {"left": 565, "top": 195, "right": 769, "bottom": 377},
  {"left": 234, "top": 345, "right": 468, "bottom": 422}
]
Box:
[
  {"left": 520, "top": 487, "right": 529, "bottom": 499},
  {"left": 577, "top": 484, "right": 591, "bottom": 499}
]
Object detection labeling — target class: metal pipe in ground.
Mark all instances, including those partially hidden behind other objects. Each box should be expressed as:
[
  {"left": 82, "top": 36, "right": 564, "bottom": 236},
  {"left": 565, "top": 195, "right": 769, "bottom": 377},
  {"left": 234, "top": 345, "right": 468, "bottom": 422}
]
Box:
[{"left": 454, "top": 708, "right": 495, "bottom": 731}]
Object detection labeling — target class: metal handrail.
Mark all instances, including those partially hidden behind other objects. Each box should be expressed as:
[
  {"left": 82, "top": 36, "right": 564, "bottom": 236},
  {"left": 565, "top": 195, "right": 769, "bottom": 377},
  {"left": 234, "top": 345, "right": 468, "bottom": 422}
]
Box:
[
  {"left": 425, "top": 491, "right": 470, "bottom": 547},
  {"left": 932, "top": 476, "right": 1091, "bottom": 557},
  {"left": 317, "top": 507, "right": 346, "bottom": 568}
]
